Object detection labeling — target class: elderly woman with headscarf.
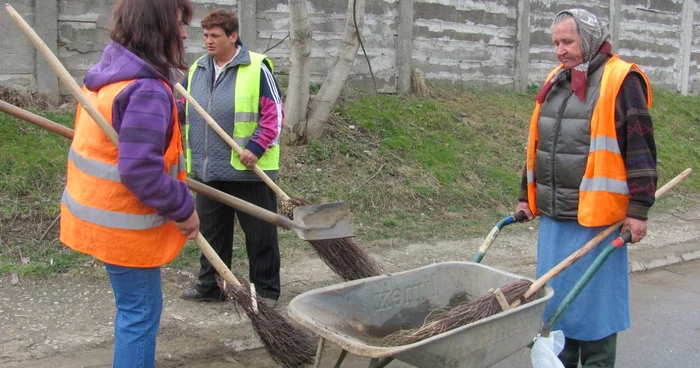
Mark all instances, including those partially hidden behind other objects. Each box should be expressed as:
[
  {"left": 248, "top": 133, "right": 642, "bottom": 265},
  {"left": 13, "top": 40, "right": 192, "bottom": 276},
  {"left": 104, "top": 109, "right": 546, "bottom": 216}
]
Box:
[{"left": 514, "top": 8, "right": 658, "bottom": 367}]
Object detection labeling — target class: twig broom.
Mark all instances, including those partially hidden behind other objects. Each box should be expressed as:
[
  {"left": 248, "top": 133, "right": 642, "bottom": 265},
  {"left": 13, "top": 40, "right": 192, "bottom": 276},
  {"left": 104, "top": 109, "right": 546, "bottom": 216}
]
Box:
[
  {"left": 176, "top": 84, "right": 381, "bottom": 280},
  {"left": 384, "top": 168, "right": 692, "bottom": 346},
  {"left": 4, "top": 5, "right": 315, "bottom": 366}
]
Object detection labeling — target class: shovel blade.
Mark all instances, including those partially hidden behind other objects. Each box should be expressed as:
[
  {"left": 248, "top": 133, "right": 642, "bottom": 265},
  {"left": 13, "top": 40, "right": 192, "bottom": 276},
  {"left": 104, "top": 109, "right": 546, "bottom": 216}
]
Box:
[{"left": 292, "top": 201, "right": 354, "bottom": 241}]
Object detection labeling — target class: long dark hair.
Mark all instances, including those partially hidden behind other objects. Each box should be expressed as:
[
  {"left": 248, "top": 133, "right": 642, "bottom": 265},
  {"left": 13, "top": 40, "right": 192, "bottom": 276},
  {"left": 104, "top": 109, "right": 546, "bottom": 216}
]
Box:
[{"left": 110, "top": 0, "right": 193, "bottom": 77}]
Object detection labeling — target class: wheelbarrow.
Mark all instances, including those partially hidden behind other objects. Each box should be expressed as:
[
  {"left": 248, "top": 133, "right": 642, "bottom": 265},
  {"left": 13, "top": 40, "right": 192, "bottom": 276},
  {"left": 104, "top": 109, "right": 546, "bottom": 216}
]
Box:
[{"left": 287, "top": 261, "right": 554, "bottom": 368}]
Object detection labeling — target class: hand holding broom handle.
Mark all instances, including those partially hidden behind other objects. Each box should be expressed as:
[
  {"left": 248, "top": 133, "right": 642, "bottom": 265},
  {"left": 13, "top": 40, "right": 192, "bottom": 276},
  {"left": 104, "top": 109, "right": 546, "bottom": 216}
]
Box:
[
  {"left": 511, "top": 168, "right": 692, "bottom": 308},
  {"left": 174, "top": 84, "right": 291, "bottom": 201}
]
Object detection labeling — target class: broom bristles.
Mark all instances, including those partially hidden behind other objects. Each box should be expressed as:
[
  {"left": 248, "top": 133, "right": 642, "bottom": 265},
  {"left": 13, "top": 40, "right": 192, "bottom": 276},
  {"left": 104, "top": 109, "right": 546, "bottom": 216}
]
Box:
[
  {"left": 217, "top": 276, "right": 316, "bottom": 368},
  {"left": 382, "top": 279, "right": 534, "bottom": 346},
  {"left": 309, "top": 237, "right": 381, "bottom": 280},
  {"left": 411, "top": 68, "right": 429, "bottom": 98},
  {"left": 281, "top": 199, "right": 382, "bottom": 281}
]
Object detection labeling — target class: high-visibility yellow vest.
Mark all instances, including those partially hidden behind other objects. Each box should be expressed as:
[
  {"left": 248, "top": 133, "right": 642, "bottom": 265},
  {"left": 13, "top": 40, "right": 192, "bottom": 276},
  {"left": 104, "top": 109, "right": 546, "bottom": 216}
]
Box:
[
  {"left": 60, "top": 80, "right": 187, "bottom": 267},
  {"left": 525, "top": 56, "right": 652, "bottom": 227},
  {"left": 185, "top": 51, "right": 279, "bottom": 173}
]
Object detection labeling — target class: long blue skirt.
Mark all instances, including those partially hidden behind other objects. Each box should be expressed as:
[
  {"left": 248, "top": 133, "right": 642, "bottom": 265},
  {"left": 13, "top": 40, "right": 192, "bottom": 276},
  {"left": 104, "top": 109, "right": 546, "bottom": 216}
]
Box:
[{"left": 537, "top": 216, "right": 630, "bottom": 341}]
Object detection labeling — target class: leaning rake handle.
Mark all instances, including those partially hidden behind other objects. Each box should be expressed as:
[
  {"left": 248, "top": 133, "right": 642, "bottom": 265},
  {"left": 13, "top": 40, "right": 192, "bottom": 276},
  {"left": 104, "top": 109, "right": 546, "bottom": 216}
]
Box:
[
  {"left": 511, "top": 168, "right": 692, "bottom": 308},
  {"left": 540, "top": 231, "right": 632, "bottom": 336},
  {"left": 473, "top": 210, "right": 528, "bottom": 263},
  {"left": 174, "top": 83, "right": 291, "bottom": 201}
]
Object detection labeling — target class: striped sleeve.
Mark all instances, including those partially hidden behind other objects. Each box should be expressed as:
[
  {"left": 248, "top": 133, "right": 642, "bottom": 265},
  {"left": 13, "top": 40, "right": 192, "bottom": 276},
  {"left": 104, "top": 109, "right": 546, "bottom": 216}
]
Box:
[
  {"left": 113, "top": 79, "right": 194, "bottom": 222},
  {"left": 245, "top": 61, "right": 284, "bottom": 158}
]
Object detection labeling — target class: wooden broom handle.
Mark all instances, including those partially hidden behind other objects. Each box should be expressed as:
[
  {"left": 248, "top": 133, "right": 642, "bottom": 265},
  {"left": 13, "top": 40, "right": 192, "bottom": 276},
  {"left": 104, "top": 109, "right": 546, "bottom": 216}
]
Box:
[
  {"left": 512, "top": 168, "right": 692, "bottom": 307},
  {"left": 195, "top": 233, "right": 241, "bottom": 287},
  {"left": 174, "top": 84, "right": 291, "bottom": 201},
  {"left": 6, "top": 4, "right": 246, "bottom": 289},
  {"left": 0, "top": 100, "right": 74, "bottom": 138}
]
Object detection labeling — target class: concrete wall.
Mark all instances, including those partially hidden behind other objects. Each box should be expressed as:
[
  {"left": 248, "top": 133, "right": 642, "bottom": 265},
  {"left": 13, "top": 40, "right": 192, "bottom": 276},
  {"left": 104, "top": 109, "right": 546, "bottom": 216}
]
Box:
[{"left": 1, "top": 0, "right": 700, "bottom": 97}]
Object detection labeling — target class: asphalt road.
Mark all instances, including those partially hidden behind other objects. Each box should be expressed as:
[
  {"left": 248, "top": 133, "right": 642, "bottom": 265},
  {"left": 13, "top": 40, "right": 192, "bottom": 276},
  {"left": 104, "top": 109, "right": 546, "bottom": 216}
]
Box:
[{"left": 492, "top": 258, "right": 700, "bottom": 368}]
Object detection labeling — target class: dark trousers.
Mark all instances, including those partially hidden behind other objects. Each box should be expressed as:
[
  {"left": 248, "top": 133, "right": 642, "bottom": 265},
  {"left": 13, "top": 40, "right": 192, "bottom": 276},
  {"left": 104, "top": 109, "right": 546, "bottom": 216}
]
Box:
[
  {"left": 194, "top": 179, "right": 280, "bottom": 300},
  {"left": 559, "top": 333, "right": 617, "bottom": 368}
]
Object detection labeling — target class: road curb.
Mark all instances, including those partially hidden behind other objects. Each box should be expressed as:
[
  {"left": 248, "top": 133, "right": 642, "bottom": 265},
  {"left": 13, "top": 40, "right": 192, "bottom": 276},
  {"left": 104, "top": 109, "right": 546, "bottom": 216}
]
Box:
[{"left": 629, "top": 239, "right": 700, "bottom": 273}]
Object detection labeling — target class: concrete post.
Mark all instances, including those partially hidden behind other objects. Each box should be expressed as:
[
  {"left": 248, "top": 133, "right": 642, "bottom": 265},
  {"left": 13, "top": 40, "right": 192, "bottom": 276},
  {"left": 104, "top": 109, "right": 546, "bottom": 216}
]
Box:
[
  {"left": 397, "top": 0, "right": 414, "bottom": 93},
  {"left": 514, "top": 0, "right": 530, "bottom": 91},
  {"left": 609, "top": 0, "right": 621, "bottom": 54},
  {"left": 679, "top": 0, "right": 694, "bottom": 95},
  {"left": 35, "top": 1, "right": 59, "bottom": 99},
  {"left": 239, "top": 1, "right": 258, "bottom": 50}
]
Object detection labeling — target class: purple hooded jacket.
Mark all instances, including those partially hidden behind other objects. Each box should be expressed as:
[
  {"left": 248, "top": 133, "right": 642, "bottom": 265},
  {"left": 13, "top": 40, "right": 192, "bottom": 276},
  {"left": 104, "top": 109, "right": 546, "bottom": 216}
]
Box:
[{"left": 83, "top": 42, "right": 194, "bottom": 222}]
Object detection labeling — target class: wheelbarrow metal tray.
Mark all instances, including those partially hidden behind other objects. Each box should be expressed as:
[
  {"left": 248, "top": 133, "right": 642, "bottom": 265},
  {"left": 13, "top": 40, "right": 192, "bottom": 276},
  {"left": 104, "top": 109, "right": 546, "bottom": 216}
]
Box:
[{"left": 287, "top": 261, "right": 553, "bottom": 368}]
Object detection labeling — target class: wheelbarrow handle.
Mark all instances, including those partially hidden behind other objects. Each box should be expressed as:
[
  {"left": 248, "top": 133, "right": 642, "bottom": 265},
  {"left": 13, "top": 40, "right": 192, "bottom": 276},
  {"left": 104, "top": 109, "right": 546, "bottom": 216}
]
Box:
[
  {"left": 473, "top": 211, "right": 528, "bottom": 263},
  {"left": 514, "top": 168, "right": 692, "bottom": 307},
  {"left": 540, "top": 231, "right": 632, "bottom": 336}
]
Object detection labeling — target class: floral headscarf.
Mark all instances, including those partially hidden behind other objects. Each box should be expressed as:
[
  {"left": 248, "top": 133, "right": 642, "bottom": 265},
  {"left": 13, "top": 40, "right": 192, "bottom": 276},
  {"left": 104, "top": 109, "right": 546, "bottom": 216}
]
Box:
[{"left": 536, "top": 9, "right": 612, "bottom": 103}]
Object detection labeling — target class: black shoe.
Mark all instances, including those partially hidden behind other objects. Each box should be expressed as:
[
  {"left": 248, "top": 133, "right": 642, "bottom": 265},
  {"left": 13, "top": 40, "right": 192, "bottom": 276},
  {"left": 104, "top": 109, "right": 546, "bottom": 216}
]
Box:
[
  {"left": 180, "top": 287, "right": 226, "bottom": 302},
  {"left": 260, "top": 297, "right": 278, "bottom": 308}
]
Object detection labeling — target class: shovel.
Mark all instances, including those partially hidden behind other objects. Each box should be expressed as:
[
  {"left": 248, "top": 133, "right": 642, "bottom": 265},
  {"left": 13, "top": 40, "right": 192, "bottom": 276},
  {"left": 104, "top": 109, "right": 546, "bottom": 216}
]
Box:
[
  {"left": 0, "top": 98, "right": 353, "bottom": 240},
  {"left": 186, "top": 179, "right": 352, "bottom": 240}
]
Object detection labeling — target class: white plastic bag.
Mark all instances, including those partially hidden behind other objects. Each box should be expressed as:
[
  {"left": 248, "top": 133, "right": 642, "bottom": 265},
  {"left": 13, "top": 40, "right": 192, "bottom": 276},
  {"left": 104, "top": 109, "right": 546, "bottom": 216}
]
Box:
[{"left": 531, "top": 330, "right": 565, "bottom": 368}]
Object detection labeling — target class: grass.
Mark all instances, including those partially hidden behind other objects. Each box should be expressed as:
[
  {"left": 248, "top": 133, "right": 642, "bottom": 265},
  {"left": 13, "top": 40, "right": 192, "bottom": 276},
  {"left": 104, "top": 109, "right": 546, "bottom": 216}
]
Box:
[{"left": 2, "top": 85, "right": 699, "bottom": 277}]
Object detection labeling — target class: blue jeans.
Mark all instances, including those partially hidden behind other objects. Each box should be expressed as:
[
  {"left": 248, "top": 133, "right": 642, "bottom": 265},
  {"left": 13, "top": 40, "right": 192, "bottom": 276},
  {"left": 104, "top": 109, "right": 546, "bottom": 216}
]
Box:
[{"left": 105, "top": 264, "right": 163, "bottom": 368}]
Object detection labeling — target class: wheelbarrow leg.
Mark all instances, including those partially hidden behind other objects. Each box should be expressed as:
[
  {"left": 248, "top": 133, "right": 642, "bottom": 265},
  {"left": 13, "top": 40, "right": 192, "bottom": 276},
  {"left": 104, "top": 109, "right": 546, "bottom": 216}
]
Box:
[
  {"left": 367, "top": 357, "right": 394, "bottom": 368},
  {"left": 333, "top": 349, "right": 349, "bottom": 368},
  {"left": 314, "top": 337, "right": 325, "bottom": 368}
]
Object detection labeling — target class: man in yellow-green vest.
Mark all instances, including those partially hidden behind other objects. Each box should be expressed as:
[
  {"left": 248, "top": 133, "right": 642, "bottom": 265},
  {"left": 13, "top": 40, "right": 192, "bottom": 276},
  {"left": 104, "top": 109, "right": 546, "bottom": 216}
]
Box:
[{"left": 179, "top": 9, "right": 283, "bottom": 308}]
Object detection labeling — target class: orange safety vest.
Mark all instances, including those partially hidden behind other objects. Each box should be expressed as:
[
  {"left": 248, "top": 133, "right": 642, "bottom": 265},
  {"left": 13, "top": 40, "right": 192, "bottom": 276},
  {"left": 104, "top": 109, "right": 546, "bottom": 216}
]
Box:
[
  {"left": 60, "top": 80, "right": 188, "bottom": 267},
  {"left": 526, "top": 56, "right": 652, "bottom": 227}
]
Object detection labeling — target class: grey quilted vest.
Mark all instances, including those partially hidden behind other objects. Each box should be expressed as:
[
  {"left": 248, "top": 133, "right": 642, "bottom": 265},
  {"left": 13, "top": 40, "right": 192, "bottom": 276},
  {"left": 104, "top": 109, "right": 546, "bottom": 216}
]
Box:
[{"left": 534, "top": 64, "right": 606, "bottom": 220}]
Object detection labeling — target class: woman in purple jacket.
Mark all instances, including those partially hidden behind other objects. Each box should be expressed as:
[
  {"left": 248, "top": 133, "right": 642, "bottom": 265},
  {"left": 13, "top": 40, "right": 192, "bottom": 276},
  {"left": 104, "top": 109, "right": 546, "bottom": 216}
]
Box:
[{"left": 71, "top": 0, "right": 198, "bottom": 366}]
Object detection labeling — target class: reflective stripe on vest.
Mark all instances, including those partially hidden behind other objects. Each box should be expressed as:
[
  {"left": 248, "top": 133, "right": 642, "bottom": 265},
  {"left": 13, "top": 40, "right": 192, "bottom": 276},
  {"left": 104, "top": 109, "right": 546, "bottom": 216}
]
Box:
[
  {"left": 60, "top": 80, "right": 187, "bottom": 268},
  {"left": 525, "top": 56, "right": 652, "bottom": 227},
  {"left": 231, "top": 51, "right": 280, "bottom": 171},
  {"left": 184, "top": 52, "right": 280, "bottom": 173},
  {"left": 184, "top": 55, "right": 205, "bottom": 173},
  {"left": 62, "top": 190, "right": 168, "bottom": 230},
  {"left": 68, "top": 147, "right": 184, "bottom": 182}
]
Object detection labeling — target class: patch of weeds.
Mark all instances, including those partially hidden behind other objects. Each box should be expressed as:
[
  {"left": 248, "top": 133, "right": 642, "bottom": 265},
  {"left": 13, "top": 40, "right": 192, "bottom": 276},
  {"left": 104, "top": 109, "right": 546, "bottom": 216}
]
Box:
[
  {"left": 306, "top": 140, "right": 333, "bottom": 162},
  {"left": 526, "top": 83, "right": 541, "bottom": 93},
  {"left": 309, "top": 82, "right": 321, "bottom": 94},
  {"left": 413, "top": 185, "right": 436, "bottom": 198},
  {"left": 167, "top": 242, "right": 201, "bottom": 269},
  {"left": 0, "top": 241, "right": 90, "bottom": 278},
  {"left": 383, "top": 219, "right": 398, "bottom": 227}
]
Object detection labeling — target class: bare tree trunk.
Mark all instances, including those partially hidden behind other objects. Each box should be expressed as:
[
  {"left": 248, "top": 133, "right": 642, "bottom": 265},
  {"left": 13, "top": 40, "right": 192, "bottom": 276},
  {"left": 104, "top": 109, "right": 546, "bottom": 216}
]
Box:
[
  {"left": 284, "top": 0, "right": 312, "bottom": 142},
  {"left": 305, "top": 0, "right": 366, "bottom": 139}
]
